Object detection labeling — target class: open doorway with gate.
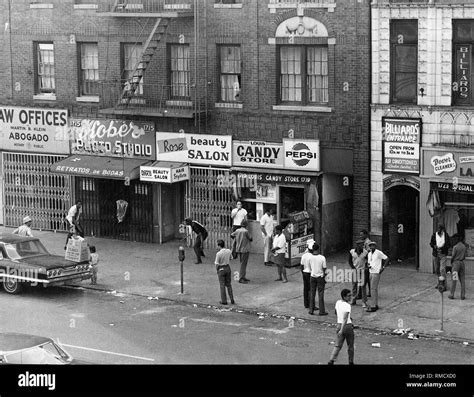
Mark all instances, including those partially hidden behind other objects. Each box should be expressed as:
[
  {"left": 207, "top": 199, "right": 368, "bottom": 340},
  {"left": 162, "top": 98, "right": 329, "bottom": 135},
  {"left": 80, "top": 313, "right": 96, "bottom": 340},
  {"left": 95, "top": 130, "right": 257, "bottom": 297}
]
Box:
[{"left": 383, "top": 185, "right": 419, "bottom": 268}]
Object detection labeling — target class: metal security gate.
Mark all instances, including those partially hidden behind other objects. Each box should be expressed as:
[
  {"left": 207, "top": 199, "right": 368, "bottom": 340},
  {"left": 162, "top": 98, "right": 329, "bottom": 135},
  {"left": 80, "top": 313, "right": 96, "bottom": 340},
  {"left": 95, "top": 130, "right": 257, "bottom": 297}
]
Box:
[
  {"left": 76, "top": 178, "right": 154, "bottom": 243},
  {"left": 3, "top": 152, "right": 71, "bottom": 231},
  {"left": 188, "top": 167, "right": 233, "bottom": 249}
]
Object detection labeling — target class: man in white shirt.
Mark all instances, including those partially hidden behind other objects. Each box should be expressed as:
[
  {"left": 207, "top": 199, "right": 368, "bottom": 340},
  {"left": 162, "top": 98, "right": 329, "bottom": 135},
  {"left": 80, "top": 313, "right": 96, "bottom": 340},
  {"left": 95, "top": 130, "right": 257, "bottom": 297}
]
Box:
[
  {"left": 231, "top": 201, "right": 248, "bottom": 232},
  {"left": 271, "top": 225, "right": 288, "bottom": 283},
  {"left": 328, "top": 288, "right": 354, "bottom": 365},
  {"left": 366, "top": 241, "right": 388, "bottom": 312},
  {"left": 65, "top": 200, "right": 83, "bottom": 249},
  {"left": 260, "top": 208, "right": 275, "bottom": 266},
  {"left": 308, "top": 242, "right": 328, "bottom": 316},
  {"left": 348, "top": 239, "right": 368, "bottom": 308},
  {"left": 13, "top": 216, "right": 33, "bottom": 237},
  {"left": 214, "top": 239, "right": 235, "bottom": 305},
  {"left": 300, "top": 242, "right": 313, "bottom": 309}
]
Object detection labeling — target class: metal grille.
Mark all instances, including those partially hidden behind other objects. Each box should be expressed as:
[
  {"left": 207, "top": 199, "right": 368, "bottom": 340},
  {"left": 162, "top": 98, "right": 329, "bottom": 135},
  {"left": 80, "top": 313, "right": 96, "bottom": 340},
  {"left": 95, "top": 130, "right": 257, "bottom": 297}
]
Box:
[
  {"left": 3, "top": 152, "right": 71, "bottom": 231},
  {"left": 76, "top": 178, "right": 153, "bottom": 243},
  {"left": 188, "top": 167, "right": 233, "bottom": 249}
]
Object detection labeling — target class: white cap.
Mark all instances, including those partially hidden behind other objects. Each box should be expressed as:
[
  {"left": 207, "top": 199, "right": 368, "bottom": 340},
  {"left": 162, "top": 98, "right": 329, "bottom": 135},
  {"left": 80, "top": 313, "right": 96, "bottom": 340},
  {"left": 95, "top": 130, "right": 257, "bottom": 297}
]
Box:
[{"left": 23, "top": 216, "right": 32, "bottom": 224}]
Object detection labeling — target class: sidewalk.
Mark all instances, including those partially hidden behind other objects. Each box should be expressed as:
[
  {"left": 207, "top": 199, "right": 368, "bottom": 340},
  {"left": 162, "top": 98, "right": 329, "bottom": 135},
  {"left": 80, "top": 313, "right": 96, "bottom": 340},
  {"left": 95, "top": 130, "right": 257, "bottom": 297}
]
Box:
[{"left": 4, "top": 227, "right": 474, "bottom": 343}]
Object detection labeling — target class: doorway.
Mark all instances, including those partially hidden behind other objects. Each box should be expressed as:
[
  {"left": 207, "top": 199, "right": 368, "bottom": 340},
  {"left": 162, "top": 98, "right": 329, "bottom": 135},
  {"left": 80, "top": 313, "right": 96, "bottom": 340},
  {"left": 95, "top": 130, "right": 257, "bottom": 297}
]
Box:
[
  {"left": 160, "top": 181, "right": 186, "bottom": 242},
  {"left": 279, "top": 186, "right": 305, "bottom": 228},
  {"left": 383, "top": 185, "right": 419, "bottom": 267}
]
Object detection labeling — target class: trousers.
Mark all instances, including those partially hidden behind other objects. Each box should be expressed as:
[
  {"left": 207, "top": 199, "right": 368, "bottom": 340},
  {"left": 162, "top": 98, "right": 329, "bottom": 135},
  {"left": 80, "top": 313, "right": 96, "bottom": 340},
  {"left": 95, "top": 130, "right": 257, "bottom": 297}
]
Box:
[
  {"left": 450, "top": 261, "right": 466, "bottom": 299},
  {"left": 193, "top": 234, "right": 206, "bottom": 262},
  {"left": 263, "top": 235, "right": 272, "bottom": 263},
  {"left": 302, "top": 271, "right": 311, "bottom": 308},
  {"left": 217, "top": 265, "right": 234, "bottom": 303},
  {"left": 309, "top": 276, "right": 325, "bottom": 314},
  {"left": 369, "top": 273, "right": 381, "bottom": 307},
  {"left": 329, "top": 324, "right": 355, "bottom": 364},
  {"left": 238, "top": 252, "right": 250, "bottom": 280}
]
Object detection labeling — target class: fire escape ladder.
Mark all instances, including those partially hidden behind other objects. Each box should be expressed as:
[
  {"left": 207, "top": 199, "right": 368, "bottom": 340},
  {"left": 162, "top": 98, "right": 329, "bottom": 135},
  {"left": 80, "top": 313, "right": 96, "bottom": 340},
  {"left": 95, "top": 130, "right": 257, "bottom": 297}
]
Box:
[{"left": 119, "top": 17, "right": 170, "bottom": 107}]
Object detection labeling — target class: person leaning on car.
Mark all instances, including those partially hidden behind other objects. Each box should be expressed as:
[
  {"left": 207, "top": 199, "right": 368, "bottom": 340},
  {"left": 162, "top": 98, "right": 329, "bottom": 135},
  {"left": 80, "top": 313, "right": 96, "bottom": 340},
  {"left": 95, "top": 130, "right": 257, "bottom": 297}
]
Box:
[{"left": 13, "top": 216, "right": 33, "bottom": 237}]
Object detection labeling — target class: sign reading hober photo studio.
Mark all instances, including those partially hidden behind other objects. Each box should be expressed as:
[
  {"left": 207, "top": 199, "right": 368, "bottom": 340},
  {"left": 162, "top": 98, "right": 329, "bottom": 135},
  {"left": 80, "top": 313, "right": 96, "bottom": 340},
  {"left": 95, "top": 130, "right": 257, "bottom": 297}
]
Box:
[
  {"left": 70, "top": 118, "right": 156, "bottom": 159},
  {"left": 0, "top": 106, "right": 69, "bottom": 153},
  {"left": 382, "top": 118, "right": 421, "bottom": 175}
]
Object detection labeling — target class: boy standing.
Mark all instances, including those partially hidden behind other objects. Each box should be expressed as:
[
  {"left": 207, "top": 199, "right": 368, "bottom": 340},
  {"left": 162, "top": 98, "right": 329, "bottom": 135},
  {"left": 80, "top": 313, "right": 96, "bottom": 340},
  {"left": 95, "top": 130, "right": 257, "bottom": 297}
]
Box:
[
  {"left": 89, "top": 246, "right": 99, "bottom": 285},
  {"left": 328, "top": 289, "right": 355, "bottom": 365},
  {"left": 214, "top": 240, "right": 235, "bottom": 305}
]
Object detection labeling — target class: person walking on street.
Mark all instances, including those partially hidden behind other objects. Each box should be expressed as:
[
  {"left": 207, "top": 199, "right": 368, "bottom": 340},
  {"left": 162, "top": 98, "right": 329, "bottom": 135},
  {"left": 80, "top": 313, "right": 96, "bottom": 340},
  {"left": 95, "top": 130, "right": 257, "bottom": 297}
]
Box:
[
  {"left": 185, "top": 218, "right": 208, "bottom": 264},
  {"left": 89, "top": 245, "right": 99, "bottom": 285},
  {"left": 271, "top": 225, "right": 288, "bottom": 283},
  {"left": 348, "top": 239, "right": 368, "bottom": 308},
  {"left": 13, "top": 216, "right": 33, "bottom": 237},
  {"left": 260, "top": 208, "right": 275, "bottom": 266},
  {"left": 214, "top": 240, "right": 235, "bottom": 305},
  {"left": 359, "top": 230, "right": 372, "bottom": 297},
  {"left": 366, "top": 241, "right": 388, "bottom": 312},
  {"left": 328, "top": 289, "right": 355, "bottom": 365},
  {"left": 300, "top": 243, "right": 313, "bottom": 309},
  {"left": 430, "top": 224, "right": 450, "bottom": 288},
  {"left": 65, "top": 200, "right": 83, "bottom": 249},
  {"left": 449, "top": 234, "right": 466, "bottom": 300},
  {"left": 231, "top": 220, "right": 252, "bottom": 284},
  {"left": 231, "top": 201, "right": 248, "bottom": 233},
  {"left": 308, "top": 242, "right": 328, "bottom": 316}
]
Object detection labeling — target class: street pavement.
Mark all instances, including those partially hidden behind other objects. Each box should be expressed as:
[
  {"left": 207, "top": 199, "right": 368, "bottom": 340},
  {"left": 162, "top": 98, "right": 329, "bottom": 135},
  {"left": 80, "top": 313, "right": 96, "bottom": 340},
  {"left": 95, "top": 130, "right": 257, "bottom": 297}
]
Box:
[{"left": 3, "top": 227, "right": 473, "bottom": 343}]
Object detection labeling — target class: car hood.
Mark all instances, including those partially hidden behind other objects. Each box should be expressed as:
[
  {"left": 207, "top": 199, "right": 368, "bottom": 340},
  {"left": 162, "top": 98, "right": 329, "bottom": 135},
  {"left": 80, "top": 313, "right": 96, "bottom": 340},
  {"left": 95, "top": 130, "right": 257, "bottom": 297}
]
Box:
[{"left": 17, "top": 255, "right": 87, "bottom": 269}]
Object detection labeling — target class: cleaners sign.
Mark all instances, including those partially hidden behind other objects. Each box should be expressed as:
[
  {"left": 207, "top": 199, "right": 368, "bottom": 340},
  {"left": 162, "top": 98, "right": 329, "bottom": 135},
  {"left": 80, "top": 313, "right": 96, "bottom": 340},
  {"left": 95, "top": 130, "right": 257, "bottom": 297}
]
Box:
[
  {"left": 382, "top": 118, "right": 421, "bottom": 175},
  {"left": 232, "top": 141, "right": 283, "bottom": 168},
  {"left": 155, "top": 133, "right": 232, "bottom": 167},
  {"left": 0, "top": 106, "right": 69, "bottom": 154}
]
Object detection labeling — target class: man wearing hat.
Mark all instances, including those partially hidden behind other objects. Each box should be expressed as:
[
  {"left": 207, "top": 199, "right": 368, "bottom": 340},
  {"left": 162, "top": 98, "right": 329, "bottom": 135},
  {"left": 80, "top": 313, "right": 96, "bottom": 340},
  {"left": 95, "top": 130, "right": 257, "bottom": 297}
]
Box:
[
  {"left": 366, "top": 241, "right": 389, "bottom": 312},
  {"left": 13, "top": 216, "right": 34, "bottom": 237},
  {"left": 348, "top": 239, "right": 368, "bottom": 308}
]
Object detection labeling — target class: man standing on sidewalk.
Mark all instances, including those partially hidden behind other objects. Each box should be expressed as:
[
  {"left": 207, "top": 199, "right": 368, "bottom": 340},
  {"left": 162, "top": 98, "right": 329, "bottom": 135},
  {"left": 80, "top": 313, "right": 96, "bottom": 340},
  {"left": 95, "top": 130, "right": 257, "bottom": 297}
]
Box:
[
  {"left": 231, "top": 201, "right": 248, "bottom": 233},
  {"left": 300, "top": 242, "right": 313, "bottom": 309},
  {"left": 449, "top": 234, "right": 466, "bottom": 300},
  {"left": 430, "top": 224, "right": 450, "bottom": 287},
  {"left": 214, "top": 239, "right": 235, "bottom": 305},
  {"left": 366, "top": 241, "right": 389, "bottom": 312},
  {"left": 308, "top": 242, "right": 328, "bottom": 316},
  {"left": 348, "top": 239, "right": 368, "bottom": 308},
  {"left": 359, "top": 230, "right": 372, "bottom": 297},
  {"left": 185, "top": 218, "right": 208, "bottom": 264},
  {"left": 271, "top": 225, "right": 288, "bottom": 283},
  {"left": 328, "top": 288, "right": 355, "bottom": 365},
  {"left": 260, "top": 208, "right": 275, "bottom": 266},
  {"left": 231, "top": 220, "right": 252, "bottom": 284}
]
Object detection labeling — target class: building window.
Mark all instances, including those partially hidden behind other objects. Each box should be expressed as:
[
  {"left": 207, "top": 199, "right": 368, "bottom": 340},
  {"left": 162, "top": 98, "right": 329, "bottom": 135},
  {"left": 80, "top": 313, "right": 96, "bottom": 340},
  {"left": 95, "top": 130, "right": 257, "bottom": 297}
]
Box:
[
  {"left": 35, "top": 42, "right": 55, "bottom": 95},
  {"left": 122, "top": 43, "right": 144, "bottom": 96},
  {"left": 219, "top": 45, "right": 241, "bottom": 102},
  {"left": 390, "top": 20, "right": 418, "bottom": 104},
  {"left": 79, "top": 43, "right": 99, "bottom": 96},
  {"left": 169, "top": 44, "right": 190, "bottom": 98},
  {"left": 453, "top": 20, "right": 474, "bottom": 106},
  {"left": 279, "top": 46, "right": 328, "bottom": 104}
]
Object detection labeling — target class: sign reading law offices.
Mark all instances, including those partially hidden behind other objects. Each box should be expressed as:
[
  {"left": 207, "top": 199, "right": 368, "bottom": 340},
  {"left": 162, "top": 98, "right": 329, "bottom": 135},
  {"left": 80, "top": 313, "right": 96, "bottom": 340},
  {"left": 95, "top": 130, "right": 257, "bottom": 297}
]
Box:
[
  {"left": 382, "top": 118, "right": 421, "bottom": 175},
  {"left": 0, "top": 106, "right": 69, "bottom": 154}
]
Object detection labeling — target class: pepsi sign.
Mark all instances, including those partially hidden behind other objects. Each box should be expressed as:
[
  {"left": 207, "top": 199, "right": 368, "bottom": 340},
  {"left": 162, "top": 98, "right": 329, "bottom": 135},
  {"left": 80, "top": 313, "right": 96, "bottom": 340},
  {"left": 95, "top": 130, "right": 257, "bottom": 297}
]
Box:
[{"left": 283, "top": 139, "right": 320, "bottom": 171}]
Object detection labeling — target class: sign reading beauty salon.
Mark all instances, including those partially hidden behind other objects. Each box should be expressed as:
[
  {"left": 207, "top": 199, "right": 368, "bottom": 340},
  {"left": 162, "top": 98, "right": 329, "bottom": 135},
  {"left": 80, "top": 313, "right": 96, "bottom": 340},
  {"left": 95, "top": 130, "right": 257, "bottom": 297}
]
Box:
[
  {"left": 70, "top": 118, "right": 155, "bottom": 159},
  {"left": 140, "top": 164, "right": 189, "bottom": 183},
  {"left": 0, "top": 106, "right": 69, "bottom": 153},
  {"left": 283, "top": 139, "right": 320, "bottom": 171},
  {"left": 156, "top": 133, "right": 232, "bottom": 166},
  {"left": 233, "top": 141, "right": 283, "bottom": 168}
]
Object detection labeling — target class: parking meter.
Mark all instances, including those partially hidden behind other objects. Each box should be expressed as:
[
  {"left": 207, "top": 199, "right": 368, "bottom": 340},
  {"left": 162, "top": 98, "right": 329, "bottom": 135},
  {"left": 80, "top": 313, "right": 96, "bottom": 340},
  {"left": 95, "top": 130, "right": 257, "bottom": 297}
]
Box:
[
  {"left": 437, "top": 275, "right": 446, "bottom": 293},
  {"left": 178, "top": 246, "right": 185, "bottom": 262},
  {"left": 178, "top": 246, "right": 185, "bottom": 294}
]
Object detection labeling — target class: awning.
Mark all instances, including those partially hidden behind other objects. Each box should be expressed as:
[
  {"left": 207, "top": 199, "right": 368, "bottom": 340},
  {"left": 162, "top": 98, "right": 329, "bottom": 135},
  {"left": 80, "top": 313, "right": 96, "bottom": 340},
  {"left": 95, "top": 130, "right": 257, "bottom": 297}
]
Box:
[
  {"left": 50, "top": 155, "right": 151, "bottom": 180},
  {"left": 140, "top": 161, "right": 189, "bottom": 183}
]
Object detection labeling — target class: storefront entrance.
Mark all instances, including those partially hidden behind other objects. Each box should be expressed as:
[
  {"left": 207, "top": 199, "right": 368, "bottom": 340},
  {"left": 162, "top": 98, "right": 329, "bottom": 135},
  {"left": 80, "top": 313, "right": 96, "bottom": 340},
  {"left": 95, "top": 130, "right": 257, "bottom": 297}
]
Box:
[
  {"left": 383, "top": 185, "right": 419, "bottom": 267},
  {"left": 160, "top": 182, "right": 186, "bottom": 242},
  {"left": 280, "top": 186, "right": 305, "bottom": 227},
  {"left": 76, "top": 178, "right": 154, "bottom": 242}
]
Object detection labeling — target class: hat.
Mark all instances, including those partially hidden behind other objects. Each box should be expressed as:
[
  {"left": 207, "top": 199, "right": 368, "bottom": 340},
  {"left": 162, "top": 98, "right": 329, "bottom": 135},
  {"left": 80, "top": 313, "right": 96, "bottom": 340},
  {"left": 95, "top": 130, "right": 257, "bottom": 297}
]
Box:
[
  {"left": 368, "top": 241, "right": 377, "bottom": 246},
  {"left": 306, "top": 238, "right": 315, "bottom": 248},
  {"left": 23, "top": 216, "right": 32, "bottom": 224},
  {"left": 355, "top": 239, "right": 365, "bottom": 244}
]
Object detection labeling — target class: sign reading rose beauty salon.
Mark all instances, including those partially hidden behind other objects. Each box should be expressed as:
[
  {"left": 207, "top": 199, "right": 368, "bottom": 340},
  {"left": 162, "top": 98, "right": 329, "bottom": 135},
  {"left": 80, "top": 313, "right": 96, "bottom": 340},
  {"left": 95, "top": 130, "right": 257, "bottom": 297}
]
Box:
[
  {"left": 0, "top": 106, "right": 69, "bottom": 153},
  {"left": 70, "top": 118, "right": 156, "bottom": 159},
  {"left": 155, "top": 133, "right": 232, "bottom": 166}
]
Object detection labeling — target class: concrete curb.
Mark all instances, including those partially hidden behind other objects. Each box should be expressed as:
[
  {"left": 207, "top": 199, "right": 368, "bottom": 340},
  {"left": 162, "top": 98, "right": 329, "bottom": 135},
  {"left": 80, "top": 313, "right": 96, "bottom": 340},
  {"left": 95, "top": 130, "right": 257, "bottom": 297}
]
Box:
[{"left": 67, "top": 283, "right": 474, "bottom": 346}]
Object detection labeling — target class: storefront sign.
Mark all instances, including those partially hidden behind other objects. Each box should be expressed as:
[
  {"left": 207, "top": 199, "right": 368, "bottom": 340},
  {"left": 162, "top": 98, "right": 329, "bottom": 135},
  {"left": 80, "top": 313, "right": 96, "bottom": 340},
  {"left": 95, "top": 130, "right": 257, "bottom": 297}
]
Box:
[
  {"left": 431, "top": 153, "right": 457, "bottom": 175},
  {"left": 232, "top": 141, "right": 284, "bottom": 168},
  {"left": 70, "top": 118, "right": 156, "bottom": 159},
  {"left": 235, "top": 172, "right": 312, "bottom": 185},
  {"left": 423, "top": 150, "right": 474, "bottom": 179},
  {"left": 140, "top": 164, "right": 189, "bottom": 184},
  {"left": 454, "top": 45, "right": 471, "bottom": 105},
  {"left": 290, "top": 234, "right": 314, "bottom": 259},
  {"left": 255, "top": 184, "right": 277, "bottom": 203},
  {"left": 283, "top": 139, "right": 320, "bottom": 171},
  {"left": 382, "top": 118, "right": 421, "bottom": 174},
  {"left": 0, "top": 106, "right": 69, "bottom": 154},
  {"left": 430, "top": 181, "right": 474, "bottom": 194},
  {"left": 156, "top": 133, "right": 232, "bottom": 167}
]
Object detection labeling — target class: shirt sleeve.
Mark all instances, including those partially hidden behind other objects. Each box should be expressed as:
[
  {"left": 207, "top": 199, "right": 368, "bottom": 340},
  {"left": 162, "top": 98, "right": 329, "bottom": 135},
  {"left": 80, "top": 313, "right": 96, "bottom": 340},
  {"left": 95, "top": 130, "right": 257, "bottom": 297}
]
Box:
[
  {"left": 260, "top": 216, "right": 266, "bottom": 226},
  {"left": 381, "top": 251, "right": 388, "bottom": 260},
  {"left": 322, "top": 257, "right": 327, "bottom": 269}
]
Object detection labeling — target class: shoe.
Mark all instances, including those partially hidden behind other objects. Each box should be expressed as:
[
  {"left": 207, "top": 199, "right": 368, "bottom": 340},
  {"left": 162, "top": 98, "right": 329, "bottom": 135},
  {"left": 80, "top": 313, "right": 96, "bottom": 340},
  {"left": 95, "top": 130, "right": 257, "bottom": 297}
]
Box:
[
  {"left": 239, "top": 279, "right": 248, "bottom": 284},
  {"left": 304, "top": 306, "right": 309, "bottom": 309},
  {"left": 264, "top": 262, "right": 272, "bottom": 266},
  {"left": 201, "top": 253, "right": 205, "bottom": 257},
  {"left": 367, "top": 294, "right": 371, "bottom": 298},
  {"left": 366, "top": 307, "right": 377, "bottom": 312},
  {"left": 362, "top": 303, "right": 367, "bottom": 308},
  {"left": 448, "top": 295, "right": 454, "bottom": 300},
  {"left": 282, "top": 279, "right": 288, "bottom": 283},
  {"left": 219, "top": 301, "right": 228, "bottom": 305},
  {"left": 308, "top": 311, "right": 314, "bottom": 315},
  {"left": 328, "top": 360, "right": 334, "bottom": 365},
  {"left": 374, "top": 305, "right": 379, "bottom": 310},
  {"left": 231, "top": 300, "right": 235, "bottom": 304},
  {"left": 319, "top": 312, "right": 329, "bottom": 316},
  {"left": 195, "top": 261, "right": 202, "bottom": 264},
  {"left": 274, "top": 278, "right": 283, "bottom": 282},
  {"left": 243, "top": 278, "right": 250, "bottom": 282},
  {"left": 461, "top": 296, "right": 466, "bottom": 300},
  {"left": 349, "top": 362, "right": 354, "bottom": 365}
]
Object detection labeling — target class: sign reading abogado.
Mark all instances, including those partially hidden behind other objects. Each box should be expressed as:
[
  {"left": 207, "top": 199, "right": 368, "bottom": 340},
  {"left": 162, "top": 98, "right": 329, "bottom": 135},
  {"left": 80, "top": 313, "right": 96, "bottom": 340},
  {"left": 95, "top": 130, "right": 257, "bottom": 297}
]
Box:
[
  {"left": 0, "top": 106, "right": 69, "bottom": 154},
  {"left": 382, "top": 118, "right": 421, "bottom": 175},
  {"left": 70, "top": 118, "right": 156, "bottom": 159},
  {"left": 282, "top": 139, "right": 320, "bottom": 171},
  {"left": 232, "top": 141, "right": 283, "bottom": 168}
]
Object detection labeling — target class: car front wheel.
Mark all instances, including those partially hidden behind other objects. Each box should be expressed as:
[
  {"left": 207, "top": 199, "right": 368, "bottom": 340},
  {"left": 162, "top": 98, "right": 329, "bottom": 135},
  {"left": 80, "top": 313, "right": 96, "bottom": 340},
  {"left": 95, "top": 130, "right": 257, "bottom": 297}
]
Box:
[{"left": 3, "top": 277, "right": 23, "bottom": 294}]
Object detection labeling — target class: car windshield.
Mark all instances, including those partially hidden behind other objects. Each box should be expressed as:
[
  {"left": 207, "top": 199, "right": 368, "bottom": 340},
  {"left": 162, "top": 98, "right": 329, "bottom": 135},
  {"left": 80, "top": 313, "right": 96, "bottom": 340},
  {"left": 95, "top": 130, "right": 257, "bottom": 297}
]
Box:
[
  {"left": 4, "top": 342, "right": 72, "bottom": 364},
  {"left": 5, "top": 240, "right": 49, "bottom": 260}
]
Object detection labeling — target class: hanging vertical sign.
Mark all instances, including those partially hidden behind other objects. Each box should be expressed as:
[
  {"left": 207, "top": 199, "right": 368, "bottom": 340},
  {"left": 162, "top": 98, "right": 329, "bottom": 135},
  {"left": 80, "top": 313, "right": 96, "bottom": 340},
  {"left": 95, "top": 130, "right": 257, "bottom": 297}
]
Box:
[{"left": 454, "top": 44, "right": 471, "bottom": 105}]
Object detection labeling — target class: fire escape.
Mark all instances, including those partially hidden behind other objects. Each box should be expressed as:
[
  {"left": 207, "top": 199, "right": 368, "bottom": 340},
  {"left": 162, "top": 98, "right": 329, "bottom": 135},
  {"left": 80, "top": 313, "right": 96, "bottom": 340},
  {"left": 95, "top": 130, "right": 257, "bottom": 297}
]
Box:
[{"left": 97, "top": 0, "right": 199, "bottom": 118}]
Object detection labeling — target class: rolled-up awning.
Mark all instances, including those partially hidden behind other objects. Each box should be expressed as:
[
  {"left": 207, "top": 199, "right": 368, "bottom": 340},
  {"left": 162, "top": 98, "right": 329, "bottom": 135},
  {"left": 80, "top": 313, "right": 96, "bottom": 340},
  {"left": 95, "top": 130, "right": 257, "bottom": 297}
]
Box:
[{"left": 50, "top": 155, "right": 151, "bottom": 180}]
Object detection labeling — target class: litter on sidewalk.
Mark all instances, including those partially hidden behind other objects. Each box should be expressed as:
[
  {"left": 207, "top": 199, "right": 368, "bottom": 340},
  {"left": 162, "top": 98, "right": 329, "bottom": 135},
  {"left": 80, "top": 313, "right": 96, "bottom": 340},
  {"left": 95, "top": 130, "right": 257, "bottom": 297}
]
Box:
[
  {"left": 371, "top": 343, "right": 381, "bottom": 348},
  {"left": 407, "top": 333, "right": 419, "bottom": 340},
  {"left": 392, "top": 328, "right": 412, "bottom": 335}
]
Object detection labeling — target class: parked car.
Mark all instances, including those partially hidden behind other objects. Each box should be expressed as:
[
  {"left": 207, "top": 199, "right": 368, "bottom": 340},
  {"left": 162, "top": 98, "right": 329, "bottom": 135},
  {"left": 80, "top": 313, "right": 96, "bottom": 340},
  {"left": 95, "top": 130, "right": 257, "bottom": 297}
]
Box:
[
  {"left": 0, "top": 234, "right": 92, "bottom": 294},
  {"left": 0, "top": 333, "right": 74, "bottom": 364}
]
